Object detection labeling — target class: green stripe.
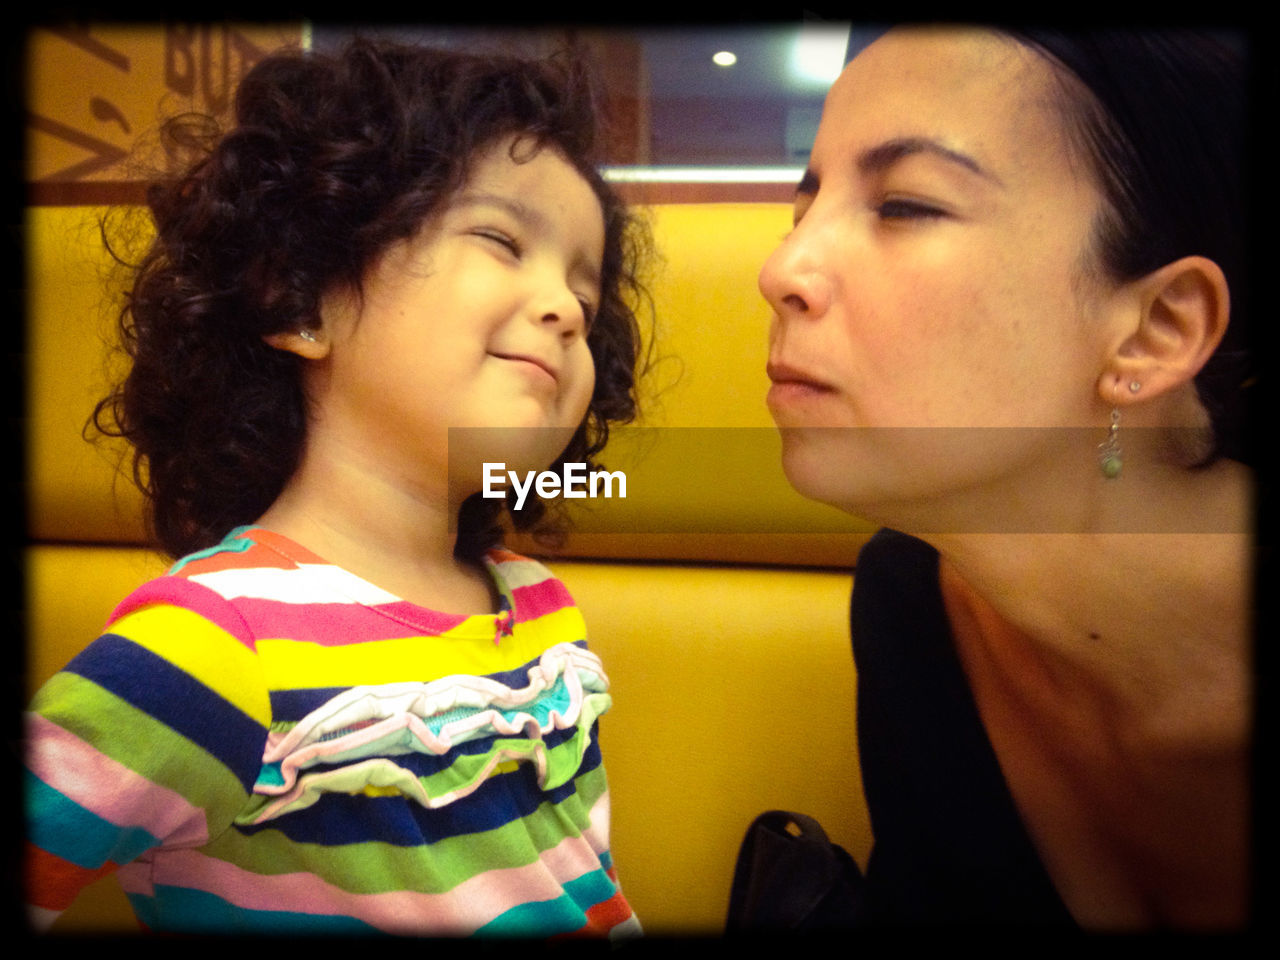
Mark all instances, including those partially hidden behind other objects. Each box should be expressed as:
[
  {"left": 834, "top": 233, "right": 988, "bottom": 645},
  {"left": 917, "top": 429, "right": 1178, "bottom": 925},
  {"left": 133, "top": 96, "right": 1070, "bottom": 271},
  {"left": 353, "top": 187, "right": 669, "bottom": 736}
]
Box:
[
  {"left": 206, "top": 763, "right": 610, "bottom": 895},
  {"left": 32, "top": 671, "right": 249, "bottom": 819}
]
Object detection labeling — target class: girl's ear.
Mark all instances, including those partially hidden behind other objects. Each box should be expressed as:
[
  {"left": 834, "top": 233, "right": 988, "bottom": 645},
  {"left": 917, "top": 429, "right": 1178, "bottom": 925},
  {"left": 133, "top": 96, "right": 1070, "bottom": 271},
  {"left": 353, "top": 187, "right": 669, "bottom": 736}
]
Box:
[
  {"left": 1097, "top": 255, "right": 1229, "bottom": 405},
  {"left": 263, "top": 328, "right": 330, "bottom": 360}
]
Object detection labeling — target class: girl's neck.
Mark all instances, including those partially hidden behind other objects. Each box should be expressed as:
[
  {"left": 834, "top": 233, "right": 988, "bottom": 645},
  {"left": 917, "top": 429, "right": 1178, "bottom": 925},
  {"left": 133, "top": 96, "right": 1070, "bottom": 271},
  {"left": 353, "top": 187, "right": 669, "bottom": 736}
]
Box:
[{"left": 255, "top": 439, "right": 499, "bottom": 615}]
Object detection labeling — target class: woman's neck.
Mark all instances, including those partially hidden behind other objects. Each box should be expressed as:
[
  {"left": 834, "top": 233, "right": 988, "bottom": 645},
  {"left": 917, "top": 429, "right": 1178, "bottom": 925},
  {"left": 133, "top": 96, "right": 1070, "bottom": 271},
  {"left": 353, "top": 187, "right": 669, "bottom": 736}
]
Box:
[
  {"left": 924, "top": 458, "right": 1254, "bottom": 928},
  {"left": 936, "top": 531, "right": 1253, "bottom": 929},
  {"left": 920, "top": 457, "right": 1254, "bottom": 757}
]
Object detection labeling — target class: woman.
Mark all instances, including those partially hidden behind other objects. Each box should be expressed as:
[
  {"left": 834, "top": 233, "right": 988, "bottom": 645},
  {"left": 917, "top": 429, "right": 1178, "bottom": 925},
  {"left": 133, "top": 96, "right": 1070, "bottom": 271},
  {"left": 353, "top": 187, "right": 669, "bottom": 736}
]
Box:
[{"left": 760, "top": 26, "right": 1253, "bottom": 929}]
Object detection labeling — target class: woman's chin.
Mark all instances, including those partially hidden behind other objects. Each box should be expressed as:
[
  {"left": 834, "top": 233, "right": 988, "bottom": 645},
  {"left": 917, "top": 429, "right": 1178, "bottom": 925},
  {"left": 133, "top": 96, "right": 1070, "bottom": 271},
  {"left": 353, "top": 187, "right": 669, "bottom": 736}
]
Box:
[{"left": 778, "top": 436, "right": 880, "bottom": 518}]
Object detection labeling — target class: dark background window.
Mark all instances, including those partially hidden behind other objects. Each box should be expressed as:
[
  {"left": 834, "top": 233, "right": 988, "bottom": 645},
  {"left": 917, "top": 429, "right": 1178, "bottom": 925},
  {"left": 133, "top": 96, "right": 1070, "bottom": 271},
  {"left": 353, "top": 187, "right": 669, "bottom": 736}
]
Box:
[{"left": 309, "top": 23, "right": 886, "bottom": 173}]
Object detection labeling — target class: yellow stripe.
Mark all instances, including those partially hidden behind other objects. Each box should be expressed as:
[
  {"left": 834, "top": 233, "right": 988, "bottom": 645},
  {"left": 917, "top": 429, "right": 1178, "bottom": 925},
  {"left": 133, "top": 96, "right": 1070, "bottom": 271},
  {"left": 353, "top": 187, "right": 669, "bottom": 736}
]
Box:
[
  {"left": 108, "top": 605, "right": 273, "bottom": 725},
  {"left": 255, "top": 606, "right": 586, "bottom": 688},
  {"left": 509, "top": 607, "right": 589, "bottom": 654},
  {"left": 359, "top": 784, "right": 403, "bottom": 797}
]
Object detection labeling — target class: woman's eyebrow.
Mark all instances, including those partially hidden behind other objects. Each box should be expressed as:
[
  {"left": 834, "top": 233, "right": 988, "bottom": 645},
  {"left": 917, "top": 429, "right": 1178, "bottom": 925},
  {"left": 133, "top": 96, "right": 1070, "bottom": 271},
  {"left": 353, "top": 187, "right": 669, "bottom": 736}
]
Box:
[
  {"left": 857, "top": 136, "right": 1005, "bottom": 187},
  {"left": 794, "top": 135, "right": 1004, "bottom": 207}
]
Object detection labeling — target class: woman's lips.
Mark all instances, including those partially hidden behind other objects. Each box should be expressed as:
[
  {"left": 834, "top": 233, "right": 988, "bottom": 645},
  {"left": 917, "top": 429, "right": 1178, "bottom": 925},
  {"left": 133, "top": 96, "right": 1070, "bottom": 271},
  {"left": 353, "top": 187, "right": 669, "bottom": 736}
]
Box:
[{"left": 767, "top": 361, "right": 833, "bottom": 393}]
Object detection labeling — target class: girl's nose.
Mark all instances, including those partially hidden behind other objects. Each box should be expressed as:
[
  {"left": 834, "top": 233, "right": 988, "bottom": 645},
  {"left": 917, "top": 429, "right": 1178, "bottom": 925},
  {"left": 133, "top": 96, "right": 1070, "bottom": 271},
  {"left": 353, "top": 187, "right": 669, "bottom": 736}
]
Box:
[{"left": 534, "top": 279, "right": 588, "bottom": 339}]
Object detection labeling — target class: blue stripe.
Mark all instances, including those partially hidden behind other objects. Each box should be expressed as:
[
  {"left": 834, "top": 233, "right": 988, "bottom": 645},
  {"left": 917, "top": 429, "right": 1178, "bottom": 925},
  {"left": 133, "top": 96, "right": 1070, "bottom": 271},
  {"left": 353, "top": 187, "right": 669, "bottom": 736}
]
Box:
[
  {"left": 475, "top": 890, "right": 589, "bottom": 937},
  {"left": 475, "top": 896, "right": 585, "bottom": 937},
  {"left": 269, "top": 686, "right": 349, "bottom": 721},
  {"left": 65, "top": 634, "right": 266, "bottom": 792},
  {"left": 562, "top": 866, "right": 619, "bottom": 911},
  {"left": 474, "top": 867, "right": 618, "bottom": 937},
  {"left": 25, "top": 769, "right": 160, "bottom": 868},
  {"left": 167, "top": 526, "right": 255, "bottom": 574},
  {"left": 129, "top": 884, "right": 381, "bottom": 935}
]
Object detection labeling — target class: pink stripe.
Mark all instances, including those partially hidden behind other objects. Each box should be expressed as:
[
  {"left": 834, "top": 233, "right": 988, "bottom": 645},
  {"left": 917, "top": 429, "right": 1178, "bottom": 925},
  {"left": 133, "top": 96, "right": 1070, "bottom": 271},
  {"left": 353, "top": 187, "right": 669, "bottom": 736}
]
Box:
[
  {"left": 107, "top": 578, "right": 256, "bottom": 650},
  {"left": 25, "top": 713, "right": 210, "bottom": 848},
  {"left": 225, "top": 596, "right": 473, "bottom": 645},
  {"left": 510, "top": 578, "right": 576, "bottom": 623},
  {"left": 117, "top": 859, "right": 155, "bottom": 897},
  {"left": 581, "top": 789, "right": 612, "bottom": 856},
  {"left": 533, "top": 821, "right": 609, "bottom": 882},
  {"left": 146, "top": 831, "right": 616, "bottom": 935}
]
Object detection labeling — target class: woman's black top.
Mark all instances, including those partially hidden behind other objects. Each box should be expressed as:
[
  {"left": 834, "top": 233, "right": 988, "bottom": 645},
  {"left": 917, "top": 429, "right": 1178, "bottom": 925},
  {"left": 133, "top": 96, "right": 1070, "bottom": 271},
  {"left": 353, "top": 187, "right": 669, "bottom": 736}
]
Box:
[{"left": 850, "top": 528, "right": 1077, "bottom": 926}]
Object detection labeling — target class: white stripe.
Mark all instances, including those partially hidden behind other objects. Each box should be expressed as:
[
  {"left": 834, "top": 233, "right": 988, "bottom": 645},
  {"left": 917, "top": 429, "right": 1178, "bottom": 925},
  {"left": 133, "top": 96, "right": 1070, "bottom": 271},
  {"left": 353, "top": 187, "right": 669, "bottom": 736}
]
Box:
[
  {"left": 26, "top": 904, "right": 60, "bottom": 932},
  {"left": 489, "top": 555, "right": 557, "bottom": 591},
  {"left": 188, "top": 565, "right": 399, "bottom": 605}
]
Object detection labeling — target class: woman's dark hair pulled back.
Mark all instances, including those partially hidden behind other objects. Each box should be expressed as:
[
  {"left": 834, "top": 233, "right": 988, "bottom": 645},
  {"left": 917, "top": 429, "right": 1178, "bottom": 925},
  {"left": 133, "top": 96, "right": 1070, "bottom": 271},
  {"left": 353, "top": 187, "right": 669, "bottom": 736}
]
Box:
[
  {"left": 1006, "top": 28, "right": 1254, "bottom": 467},
  {"left": 95, "top": 37, "right": 648, "bottom": 559}
]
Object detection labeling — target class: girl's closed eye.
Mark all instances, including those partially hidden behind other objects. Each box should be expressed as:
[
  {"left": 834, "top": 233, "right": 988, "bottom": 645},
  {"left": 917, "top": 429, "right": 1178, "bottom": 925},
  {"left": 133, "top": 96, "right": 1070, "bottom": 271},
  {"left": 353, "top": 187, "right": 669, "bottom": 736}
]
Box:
[{"left": 475, "top": 227, "right": 522, "bottom": 257}]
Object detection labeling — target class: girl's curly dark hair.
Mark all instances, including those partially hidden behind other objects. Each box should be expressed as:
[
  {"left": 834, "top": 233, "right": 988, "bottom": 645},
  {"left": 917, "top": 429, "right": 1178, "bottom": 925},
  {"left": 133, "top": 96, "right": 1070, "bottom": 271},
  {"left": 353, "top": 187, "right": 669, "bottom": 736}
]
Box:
[{"left": 94, "top": 37, "right": 651, "bottom": 561}]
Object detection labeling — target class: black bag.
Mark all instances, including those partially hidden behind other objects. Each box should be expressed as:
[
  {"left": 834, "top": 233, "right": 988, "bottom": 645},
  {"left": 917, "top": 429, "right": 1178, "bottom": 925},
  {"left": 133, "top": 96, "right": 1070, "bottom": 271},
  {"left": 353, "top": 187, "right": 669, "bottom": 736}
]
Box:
[{"left": 725, "top": 810, "right": 867, "bottom": 932}]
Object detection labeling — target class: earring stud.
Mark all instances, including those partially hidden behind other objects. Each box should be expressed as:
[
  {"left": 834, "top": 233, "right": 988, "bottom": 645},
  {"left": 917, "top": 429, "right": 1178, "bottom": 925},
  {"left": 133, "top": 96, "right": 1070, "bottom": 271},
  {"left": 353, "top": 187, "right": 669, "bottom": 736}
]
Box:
[
  {"left": 1128, "top": 380, "right": 1141, "bottom": 394},
  {"left": 299, "top": 330, "right": 317, "bottom": 343}
]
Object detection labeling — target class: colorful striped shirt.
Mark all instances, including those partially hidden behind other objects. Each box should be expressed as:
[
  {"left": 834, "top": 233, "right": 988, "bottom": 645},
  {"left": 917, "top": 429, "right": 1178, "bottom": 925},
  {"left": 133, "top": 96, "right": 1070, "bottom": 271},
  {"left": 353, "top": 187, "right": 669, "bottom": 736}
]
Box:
[{"left": 25, "top": 526, "right": 638, "bottom": 937}]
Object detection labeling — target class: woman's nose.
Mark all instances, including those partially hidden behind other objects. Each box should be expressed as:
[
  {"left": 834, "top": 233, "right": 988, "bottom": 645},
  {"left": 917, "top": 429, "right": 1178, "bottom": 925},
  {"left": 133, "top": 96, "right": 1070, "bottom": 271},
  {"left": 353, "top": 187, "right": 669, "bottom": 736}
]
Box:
[{"left": 758, "top": 226, "right": 832, "bottom": 321}]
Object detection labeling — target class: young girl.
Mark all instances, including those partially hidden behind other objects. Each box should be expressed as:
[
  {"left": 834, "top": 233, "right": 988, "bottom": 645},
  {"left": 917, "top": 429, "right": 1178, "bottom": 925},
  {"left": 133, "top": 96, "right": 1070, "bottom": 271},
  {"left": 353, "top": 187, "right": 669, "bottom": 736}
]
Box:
[{"left": 25, "top": 38, "right": 647, "bottom": 937}]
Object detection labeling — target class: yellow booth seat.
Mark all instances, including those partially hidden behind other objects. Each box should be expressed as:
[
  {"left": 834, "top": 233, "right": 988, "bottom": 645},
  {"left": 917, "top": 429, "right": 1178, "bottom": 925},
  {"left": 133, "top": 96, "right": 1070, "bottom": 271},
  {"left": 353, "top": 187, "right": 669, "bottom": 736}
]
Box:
[{"left": 25, "top": 202, "right": 875, "bottom": 935}]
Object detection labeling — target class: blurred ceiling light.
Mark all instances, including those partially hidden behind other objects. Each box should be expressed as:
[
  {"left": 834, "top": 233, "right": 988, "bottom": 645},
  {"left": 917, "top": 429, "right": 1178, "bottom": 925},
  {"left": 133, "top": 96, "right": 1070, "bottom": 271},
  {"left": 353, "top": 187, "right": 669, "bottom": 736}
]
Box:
[
  {"left": 790, "top": 23, "right": 850, "bottom": 88},
  {"left": 712, "top": 50, "right": 737, "bottom": 67}
]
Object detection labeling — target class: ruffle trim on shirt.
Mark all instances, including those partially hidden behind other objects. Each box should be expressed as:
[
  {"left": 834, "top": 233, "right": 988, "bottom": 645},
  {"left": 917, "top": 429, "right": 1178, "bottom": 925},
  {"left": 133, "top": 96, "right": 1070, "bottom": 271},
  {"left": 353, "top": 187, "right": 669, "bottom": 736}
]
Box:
[{"left": 236, "top": 642, "right": 610, "bottom": 825}]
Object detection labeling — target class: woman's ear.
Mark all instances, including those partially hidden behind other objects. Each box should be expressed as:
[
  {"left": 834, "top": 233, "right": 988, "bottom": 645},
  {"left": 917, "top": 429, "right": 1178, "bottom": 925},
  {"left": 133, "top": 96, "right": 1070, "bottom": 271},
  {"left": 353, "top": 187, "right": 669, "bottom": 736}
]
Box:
[
  {"left": 262, "top": 328, "right": 330, "bottom": 360},
  {"left": 1098, "top": 255, "right": 1229, "bottom": 404}
]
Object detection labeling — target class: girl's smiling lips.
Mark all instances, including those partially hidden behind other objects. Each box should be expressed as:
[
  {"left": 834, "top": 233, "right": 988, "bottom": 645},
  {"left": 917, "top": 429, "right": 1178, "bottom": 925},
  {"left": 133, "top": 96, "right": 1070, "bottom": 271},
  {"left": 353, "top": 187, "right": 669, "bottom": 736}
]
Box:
[{"left": 492, "top": 351, "right": 559, "bottom": 383}]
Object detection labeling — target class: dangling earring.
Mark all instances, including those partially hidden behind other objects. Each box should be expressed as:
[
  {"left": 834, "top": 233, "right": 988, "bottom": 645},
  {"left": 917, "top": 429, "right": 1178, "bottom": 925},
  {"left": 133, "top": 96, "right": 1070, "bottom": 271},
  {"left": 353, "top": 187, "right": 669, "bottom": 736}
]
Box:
[
  {"left": 1098, "top": 381, "right": 1138, "bottom": 479},
  {"left": 1098, "top": 408, "right": 1123, "bottom": 478}
]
